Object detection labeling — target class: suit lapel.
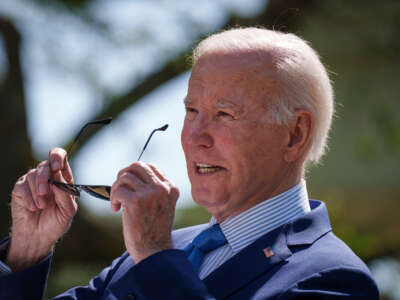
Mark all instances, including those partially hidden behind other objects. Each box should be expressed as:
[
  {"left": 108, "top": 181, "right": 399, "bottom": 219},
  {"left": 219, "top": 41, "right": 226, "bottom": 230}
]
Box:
[
  {"left": 203, "top": 225, "right": 292, "bottom": 299},
  {"left": 203, "top": 200, "right": 332, "bottom": 299}
]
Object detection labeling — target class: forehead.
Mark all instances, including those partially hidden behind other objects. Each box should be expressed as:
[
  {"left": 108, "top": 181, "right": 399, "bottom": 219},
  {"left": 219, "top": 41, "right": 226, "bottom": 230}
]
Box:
[
  {"left": 188, "top": 51, "right": 277, "bottom": 103},
  {"left": 191, "top": 51, "right": 268, "bottom": 79}
]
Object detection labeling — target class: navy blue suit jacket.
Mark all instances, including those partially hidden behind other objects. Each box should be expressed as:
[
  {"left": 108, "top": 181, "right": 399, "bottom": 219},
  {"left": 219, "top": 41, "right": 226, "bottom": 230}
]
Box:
[{"left": 0, "top": 200, "right": 379, "bottom": 299}]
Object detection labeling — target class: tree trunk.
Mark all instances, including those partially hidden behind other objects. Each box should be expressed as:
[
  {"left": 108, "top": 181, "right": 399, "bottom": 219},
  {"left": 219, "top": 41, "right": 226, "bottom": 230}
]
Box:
[{"left": 0, "top": 18, "right": 35, "bottom": 237}]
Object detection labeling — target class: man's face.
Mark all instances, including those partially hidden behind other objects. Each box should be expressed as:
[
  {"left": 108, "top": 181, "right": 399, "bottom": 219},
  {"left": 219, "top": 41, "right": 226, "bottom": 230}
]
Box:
[{"left": 181, "top": 52, "right": 291, "bottom": 221}]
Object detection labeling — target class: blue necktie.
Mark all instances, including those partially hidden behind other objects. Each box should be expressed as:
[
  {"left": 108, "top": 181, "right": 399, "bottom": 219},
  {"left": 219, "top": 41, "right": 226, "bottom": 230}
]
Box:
[{"left": 184, "top": 223, "right": 227, "bottom": 272}]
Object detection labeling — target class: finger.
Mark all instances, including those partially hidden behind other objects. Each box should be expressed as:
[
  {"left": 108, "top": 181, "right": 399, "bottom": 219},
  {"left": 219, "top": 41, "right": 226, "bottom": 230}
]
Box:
[
  {"left": 116, "top": 171, "right": 145, "bottom": 191},
  {"left": 49, "top": 147, "right": 67, "bottom": 172},
  {"left": 147, "top": 163, "right": 168, "bottom": 182},
  {"left": 47, "top": 150, "right": 78, "bottom": 216},
  {"left": 118, "top": 162, "right": 159, "bottom": 184},
  {"left": 51, "top": 168, "right": 67, "bottom": 183},
  {"left": 147, "top": 163, "right": 179, "bottom": 200},
  {"left": 110, "top": 181, "right": 121, "bottom": 212},
  {"left": 49, "top": 174, "right": 78, "bottom": 220},
  {"left": 36, "top": 160, "right": 50, "bottom": 196},
  {"left": 159, "top": 181, "right": 178, "bottom": 214},
  {"left": 167, "top": 183, "right": 179, "bottom": 204},
  {"left": 110, "top": 184, "right": 134, "bottom": 212},
  {"left": 52, "top": 185, "right": 78, "bottom": 218},
  {"left": 61, "top": 158, "right": 74, "bottom": 183},
  {"left": 12, "top": 175, "right": 37, "bottom": 211},
  {"left": 26, "top": 169, "right": 44, "bottom": 210},
  {"left": 110, "top": 201, "right": 121, "bottom": 213},
  {"left": 110, "top": 198, "right": 121, "bottom": 213},
  {"left": 49, "top": 147, "right": 73, "bottom": 183},
  {"left": 148, "top": 164, "right": 179, "bottom": 213}
]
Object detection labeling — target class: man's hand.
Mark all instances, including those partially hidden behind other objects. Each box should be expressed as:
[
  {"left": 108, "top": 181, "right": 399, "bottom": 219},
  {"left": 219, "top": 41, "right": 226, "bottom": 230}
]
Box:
[
  {"left": 110, "top": 162, "right": 179, "bottom": 263},
  {"left": 6, "top": 148, "right": 77, "bottom": 271}
]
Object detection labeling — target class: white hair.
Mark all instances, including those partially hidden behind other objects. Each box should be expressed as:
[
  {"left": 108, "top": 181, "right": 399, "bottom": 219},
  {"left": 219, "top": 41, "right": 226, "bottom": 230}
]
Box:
[{"left": 192, "top": 27, "right": 334, "bottom": 165}]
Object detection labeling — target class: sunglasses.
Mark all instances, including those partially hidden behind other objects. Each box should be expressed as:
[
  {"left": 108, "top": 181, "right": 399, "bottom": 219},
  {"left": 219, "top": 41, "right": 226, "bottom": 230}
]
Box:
[{"left": 49, "top": 118, "right": 168, "bottom": 201}]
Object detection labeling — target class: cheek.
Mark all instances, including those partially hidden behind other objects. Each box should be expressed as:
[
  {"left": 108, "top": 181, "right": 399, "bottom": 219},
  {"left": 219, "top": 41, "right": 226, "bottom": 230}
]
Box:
[
  {"left": 221, "top": 125, "right": 257, "bottom": 154},
  {"left": 228, "top": 125, "right": 283, "bottom": 171},
  {"left": 212, "top": 128, "right": 239, "bottom": 158},
  {"left": 215, "top": 128, "right": 255, "bottom": 173},
  {"left": 181, "top": 122, "right": 190, "bottom": 154}
]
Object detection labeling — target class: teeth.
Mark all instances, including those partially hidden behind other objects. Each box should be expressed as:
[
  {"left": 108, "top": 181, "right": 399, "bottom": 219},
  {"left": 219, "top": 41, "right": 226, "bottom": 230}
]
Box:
[
  {"left": 198, "top": 167, "right": 219, "bottom": 174},
  {"left": 196, "top": 163, "right": 215, "bottom": 168},
  {"left": 196, "top": 163, "right": 221, "bottom": 174}
]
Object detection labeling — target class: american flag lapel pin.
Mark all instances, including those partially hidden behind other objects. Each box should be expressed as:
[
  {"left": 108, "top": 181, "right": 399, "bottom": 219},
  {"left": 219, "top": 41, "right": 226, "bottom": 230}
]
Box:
[{"left": 263, "top": 247, "right": 274, "bottom": 259}]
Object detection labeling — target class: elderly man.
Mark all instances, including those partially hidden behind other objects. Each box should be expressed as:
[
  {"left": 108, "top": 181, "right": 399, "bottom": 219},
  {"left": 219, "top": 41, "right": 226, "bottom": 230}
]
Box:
[{"left": 0, "top": 28, "right": 378, "bottom": 299}]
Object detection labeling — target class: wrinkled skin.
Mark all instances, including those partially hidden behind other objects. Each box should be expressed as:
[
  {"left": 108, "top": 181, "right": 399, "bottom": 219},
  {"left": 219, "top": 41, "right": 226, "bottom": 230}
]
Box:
[
  {"left": 110, "top": 162, "right": 179, "bottom": 262},
  {"left": 181, "top": 52, "right": 310, "bottom": 222},
  {"left": 7, "top": 148, "right": 77, "bottom": 271}
]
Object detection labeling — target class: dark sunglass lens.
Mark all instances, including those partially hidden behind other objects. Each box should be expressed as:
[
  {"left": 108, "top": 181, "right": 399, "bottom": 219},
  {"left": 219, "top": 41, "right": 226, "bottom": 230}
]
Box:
[{"left": 81, "top": 186, "right": 110, "bottom": 201}]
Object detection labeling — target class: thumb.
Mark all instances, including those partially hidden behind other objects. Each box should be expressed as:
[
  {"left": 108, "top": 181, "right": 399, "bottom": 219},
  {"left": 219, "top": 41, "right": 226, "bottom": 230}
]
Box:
[{"left": 51, "top": 171, "right": 78, "bottom": 219}]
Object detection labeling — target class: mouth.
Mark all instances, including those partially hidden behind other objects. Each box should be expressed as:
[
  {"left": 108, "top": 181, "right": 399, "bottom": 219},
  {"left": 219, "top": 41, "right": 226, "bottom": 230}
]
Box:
[{"left": 195, "top": 163, "right": 226, "bottom": 175}]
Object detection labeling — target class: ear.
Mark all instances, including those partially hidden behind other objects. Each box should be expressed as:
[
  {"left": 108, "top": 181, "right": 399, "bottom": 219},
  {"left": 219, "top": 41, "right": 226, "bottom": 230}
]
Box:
[{"left": 284, "top": 110, "right": 313, "bottom": 163}]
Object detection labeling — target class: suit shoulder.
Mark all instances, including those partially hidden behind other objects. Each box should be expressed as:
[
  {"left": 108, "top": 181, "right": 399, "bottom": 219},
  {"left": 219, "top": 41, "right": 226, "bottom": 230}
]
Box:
[
  {"left": 256, "top": 233, "right": 379, "bottom": 299},
  {"left": 276, "top": 265, "right": 379, "bottom": 299},
  {"left": 304, "top": 232, "right": 371, "bottom": 273}
]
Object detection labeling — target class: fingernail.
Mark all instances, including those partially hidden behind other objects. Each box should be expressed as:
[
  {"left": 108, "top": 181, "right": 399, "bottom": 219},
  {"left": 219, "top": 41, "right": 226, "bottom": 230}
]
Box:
[
  {"left": 39, "top": 184, "right": 47, "bottom": 194},
  {"left": 52, "top": 161, "right": 60, "bottom": 171}
]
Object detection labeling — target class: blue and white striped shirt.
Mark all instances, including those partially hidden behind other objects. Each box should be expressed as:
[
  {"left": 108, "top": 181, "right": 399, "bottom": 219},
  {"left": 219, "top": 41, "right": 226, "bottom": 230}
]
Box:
[{"left": 198, "top": 180, "right": 310, "bottom": 279}]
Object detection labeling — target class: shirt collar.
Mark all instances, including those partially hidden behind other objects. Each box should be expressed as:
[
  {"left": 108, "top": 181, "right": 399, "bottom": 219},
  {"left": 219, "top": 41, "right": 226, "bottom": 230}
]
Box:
[{"left": 210, "top": 180, "right": 311, "bottom": 254}]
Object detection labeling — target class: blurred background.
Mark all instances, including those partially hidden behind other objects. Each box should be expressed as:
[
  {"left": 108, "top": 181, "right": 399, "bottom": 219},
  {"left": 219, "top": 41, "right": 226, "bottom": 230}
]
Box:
[{"left": 0, "top": 0, "right": 399, "bottom": 298}]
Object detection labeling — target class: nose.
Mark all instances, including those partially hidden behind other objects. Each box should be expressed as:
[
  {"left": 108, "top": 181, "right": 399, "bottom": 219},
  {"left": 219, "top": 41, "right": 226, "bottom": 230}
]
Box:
[{"left": 182, "top": 114, "right": 213, "bottom": 149}]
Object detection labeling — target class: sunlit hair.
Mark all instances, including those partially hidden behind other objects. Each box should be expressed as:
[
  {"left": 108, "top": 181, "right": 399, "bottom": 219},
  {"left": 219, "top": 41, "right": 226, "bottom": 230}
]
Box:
[{"left": 192, "top": 27, "right": 334, "bottom": 165}]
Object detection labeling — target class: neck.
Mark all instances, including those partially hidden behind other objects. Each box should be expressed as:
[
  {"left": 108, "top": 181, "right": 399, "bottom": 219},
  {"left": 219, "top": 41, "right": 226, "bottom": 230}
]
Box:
[{"left": 212, "top": 164, "right": 303, "bottom": 223}]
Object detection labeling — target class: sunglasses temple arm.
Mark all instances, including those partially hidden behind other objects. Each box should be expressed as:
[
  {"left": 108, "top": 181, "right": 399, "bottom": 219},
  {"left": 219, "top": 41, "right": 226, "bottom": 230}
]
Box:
[
  {"left": 67, "top": 118, "right": 113, "bottom": 155},
  {"left": 137, "top": 129, "right": 157, "bottom": 161},
  {"left": 137, "top": 124, "right": 168, "bottom": 161},
  {"left": 67, "top": 124, "right": 88, "bottom": 154}
]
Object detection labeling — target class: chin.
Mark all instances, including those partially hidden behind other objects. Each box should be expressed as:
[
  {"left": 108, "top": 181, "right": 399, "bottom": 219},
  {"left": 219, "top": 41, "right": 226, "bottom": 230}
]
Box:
[{"left": 192, "top": 188, "right": 224, "bottom": 209}]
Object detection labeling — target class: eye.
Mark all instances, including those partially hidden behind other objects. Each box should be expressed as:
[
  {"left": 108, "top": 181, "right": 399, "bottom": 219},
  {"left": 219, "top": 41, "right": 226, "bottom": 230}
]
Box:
[
  {"left": 217, "top": 110, "right": 233, "bottom": 119},
  {"left": 185, "top": 107, "right": 198, "bottom": 121},
  {"left": 186, "top": 107, "right": 198, "bottom": 113}
]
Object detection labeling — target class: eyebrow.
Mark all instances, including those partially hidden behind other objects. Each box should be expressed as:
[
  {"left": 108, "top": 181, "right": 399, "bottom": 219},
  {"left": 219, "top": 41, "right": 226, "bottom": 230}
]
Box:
[
  {"left": 183, "top": 97, "right": 245, "bottom": 114},
  {"left": 215, "top": 99, "right": 245, "bottom": 114},
  {"left": 183, "top": 96, "right": 192, "bottom": 105},
  {"left": 215, "top": 101, "right": 236, "bottom": 109}
]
